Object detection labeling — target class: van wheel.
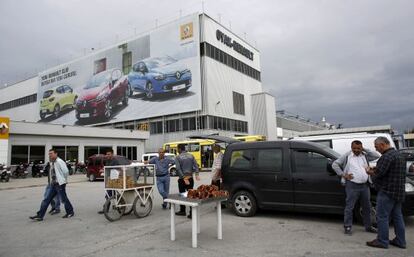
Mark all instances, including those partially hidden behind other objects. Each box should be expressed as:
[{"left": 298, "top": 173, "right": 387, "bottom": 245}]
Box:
[{"left": 232, "top": 190, "right": 257, "bottom": 217}]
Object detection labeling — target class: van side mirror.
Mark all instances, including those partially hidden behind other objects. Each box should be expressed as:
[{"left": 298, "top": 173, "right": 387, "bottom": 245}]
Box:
[{"left": 327, "top": 160, "right": 336, "bottom": 176}]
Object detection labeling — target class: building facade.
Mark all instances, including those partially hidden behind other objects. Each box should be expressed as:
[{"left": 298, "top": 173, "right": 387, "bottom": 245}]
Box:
[{"left": 0, "top": 13, "right": 277, "bottom": 161}]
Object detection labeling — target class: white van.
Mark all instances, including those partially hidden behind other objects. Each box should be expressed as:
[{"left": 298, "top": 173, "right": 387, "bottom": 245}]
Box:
[
  {"left": 141, "top": 152, "right": 175, "bottom": 162},
  {"left": 141, "top": 153, "right": 178, "bottom": 176},
  {"left": 293, "top": 133, "right": 396, "bottom": 156}
]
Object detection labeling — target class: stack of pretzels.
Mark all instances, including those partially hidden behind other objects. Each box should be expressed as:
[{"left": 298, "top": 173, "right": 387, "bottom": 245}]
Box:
[{"left": 187, "top": 184, "right": 229, "bottom": 199}]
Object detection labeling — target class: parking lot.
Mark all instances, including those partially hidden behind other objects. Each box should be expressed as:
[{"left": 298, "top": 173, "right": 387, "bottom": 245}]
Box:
[{"left": 0, "top": 173, "right": 413, "bottom": 257}]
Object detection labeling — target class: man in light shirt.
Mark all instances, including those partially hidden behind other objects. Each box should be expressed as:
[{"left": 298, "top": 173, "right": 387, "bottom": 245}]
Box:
[
  {"left": 211, "top": 144, "right": 223, "bottom": 189},
  {"left": 332, "top": 140, "right": 380, "bottom": 235}
]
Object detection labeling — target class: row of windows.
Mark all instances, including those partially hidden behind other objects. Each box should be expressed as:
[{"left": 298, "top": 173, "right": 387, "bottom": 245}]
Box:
[
  {"left": 10, "top": 145, "right": 137, "bottom": 165},
  {"left": 229, "top": 148, "right": 331, "bottom": 174},
  {"left": 201, "top": 42, "right": 261, "bottom": 81},
  {"left": 108, "top": 115, "right": 248, "bottom": 135},
  {"left": 233, "top": 91, "right": 245, "bottom": 115},
  {"left": 0, "top": 93, "right": 37, "bottom": 111}
]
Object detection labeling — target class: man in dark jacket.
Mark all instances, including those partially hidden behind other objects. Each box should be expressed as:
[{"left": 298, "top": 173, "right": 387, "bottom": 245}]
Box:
[
  {"left": 366, "top": 137, "right": 406, "bottom": 249},
  {"left": 175, "top": 144, "right": 200, "bottom": 218}
]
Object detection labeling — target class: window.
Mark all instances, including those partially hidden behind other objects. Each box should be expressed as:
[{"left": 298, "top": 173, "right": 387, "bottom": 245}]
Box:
[
  {"left": 122, "top": 52, "right": 132, "bottom": 75},
  {"left": 117, "top": 146, "right": 137, "bottom": 160},
  {"left": 150, "top": 121, "right": 163, "bottom": 134},
  {"left": 99, "top": 146, "right": 113, "bottom": 155},
  {"left": 11, "top": 145, "right": 45, "bottom": 165},
  {"left": 29, "top": 146, "right": 45, "bottom": 164},
  {"left": 230, "top": 150, "right": 252, "bottom": 170},
  {"left": 311, "top": 140, "right": 333, "bottom": 149},
  {"left": 188, "top": 143, "right": 200, "bottom": 152},
  {"left": 11, "top": 146, "right": 28, "bottom": 164},
  {"left": 84, "top": 146, "right": 99, "bottom": 160},
  {"left": 233, "top": 91, "right": 245, "bottom": 115},
  {"left": 256, "top": 149, "right": 283, "bottom": 171},
  {"left": 293, "top": 150, "right": 329, "bottom": 173},
  {"left": 0, "top": 94, "right": 38, "bottom": 111}
]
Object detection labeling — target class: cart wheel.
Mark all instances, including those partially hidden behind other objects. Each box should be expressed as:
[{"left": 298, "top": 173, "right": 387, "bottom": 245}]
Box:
[
  {"left": 133, "top": 193, "right": 152, "bottom": 218},
  {"left": 103, "top": 196, "right": 126, "bottom": 222}
]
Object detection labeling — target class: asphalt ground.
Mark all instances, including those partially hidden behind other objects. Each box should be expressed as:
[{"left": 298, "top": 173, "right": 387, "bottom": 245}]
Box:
[{"left": 0, "top": 173, "right": 413, "bottom": 257}]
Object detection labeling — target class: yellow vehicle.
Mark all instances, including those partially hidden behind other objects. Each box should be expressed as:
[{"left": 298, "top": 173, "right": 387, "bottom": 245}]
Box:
[
  {"left": 40, "top": 85, "right": 77, "bottom": 119},
  {"left": 163, "top": 139, "right": 215, "bottom": 169},
  {"left": 163, "top": 135, "right": 266, "bottom": 168},
  {"left": 234, "top": 135, "right": 266, "bottom": 142}
]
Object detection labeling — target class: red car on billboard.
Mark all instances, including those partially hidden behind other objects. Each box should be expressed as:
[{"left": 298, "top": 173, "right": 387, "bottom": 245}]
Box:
[{"left": 75, "top": 69, "right": 129, "bottom": 121}]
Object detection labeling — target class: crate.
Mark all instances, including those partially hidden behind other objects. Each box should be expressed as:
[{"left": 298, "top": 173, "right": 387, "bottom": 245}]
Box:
[{"left": 104, "top": 164, "right": 155, "bottom": 190}]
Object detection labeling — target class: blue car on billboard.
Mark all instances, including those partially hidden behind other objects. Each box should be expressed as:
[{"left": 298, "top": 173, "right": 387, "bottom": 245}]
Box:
[{"left": 128, "top": 56, "right": 192, "bottom": 99}]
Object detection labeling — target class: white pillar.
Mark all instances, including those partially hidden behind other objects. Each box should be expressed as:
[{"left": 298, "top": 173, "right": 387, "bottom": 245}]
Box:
[{"left": 170, "top": 203, "right": 175, "bottom": 241}]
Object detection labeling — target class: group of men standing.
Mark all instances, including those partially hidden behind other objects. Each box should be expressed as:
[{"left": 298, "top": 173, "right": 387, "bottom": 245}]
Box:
[
  {"left": 147, "top": 144, "right": 223, "bottom": 218},
  {"left": 333, "top": 136, "right": 406, "bottom": 249}
]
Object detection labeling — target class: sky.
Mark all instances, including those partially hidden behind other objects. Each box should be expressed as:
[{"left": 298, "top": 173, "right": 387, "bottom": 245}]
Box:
[{"left": 0, "top": 0, "right": 413, "bottom": 132}]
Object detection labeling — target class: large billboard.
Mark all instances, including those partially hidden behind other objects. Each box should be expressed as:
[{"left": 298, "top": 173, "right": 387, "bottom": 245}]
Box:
[{"left": 37, "top": 13, "right": 201, "bottom": 126}]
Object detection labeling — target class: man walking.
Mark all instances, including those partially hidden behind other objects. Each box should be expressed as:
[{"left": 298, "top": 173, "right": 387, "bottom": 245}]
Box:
[
  {"left": 366, "top": 137, "right": 406, "bottom": 249},
  {"left": 30, "top": 149, "right": 74, "bottom": 221},
  {"left": 147, "top": 148, "right": 175, "bottom": 209},
  {"left": 175, "top": 144, "right": 200, "bottom": 218},
  {"left": 332, "top": 140, "right": 380, "bottom": 235}
]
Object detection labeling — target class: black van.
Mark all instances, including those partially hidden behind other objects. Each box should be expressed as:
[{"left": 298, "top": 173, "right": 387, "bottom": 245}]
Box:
[{"left": 216, "top": 139, "right": 414, "bottom": 219}]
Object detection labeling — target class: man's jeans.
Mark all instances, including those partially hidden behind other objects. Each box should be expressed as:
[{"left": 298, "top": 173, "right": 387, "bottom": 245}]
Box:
[
  {"left": 344, "top": 181, "right": 372, "bottom": 229},
  {"left": 43, "top": 184, "right": 61, "bottom": 211},
  {"left": 156, "top": 175, "right": 170, "bottom": 207},
  {"left": 38, "top": 183, "right": 74, "bottom": 218},
  {"left": 376, "top": 191, "right": 406, "bottom": 247}
]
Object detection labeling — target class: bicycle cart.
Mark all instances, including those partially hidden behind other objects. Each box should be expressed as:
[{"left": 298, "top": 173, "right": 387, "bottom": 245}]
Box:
[{"left": 103, "top": 163, "right": 155, "bottom": 222}]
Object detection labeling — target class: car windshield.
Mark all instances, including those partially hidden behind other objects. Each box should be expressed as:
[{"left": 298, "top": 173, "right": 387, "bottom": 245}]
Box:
[
  {"left": 84, "top": 72, "right": 110, "bottom": 89},
  {"left": 146, "top": 56, "right": 176, "bottom": 69},
  {"left": 43, "top": 90, "right": 54, "bottom": 98}
]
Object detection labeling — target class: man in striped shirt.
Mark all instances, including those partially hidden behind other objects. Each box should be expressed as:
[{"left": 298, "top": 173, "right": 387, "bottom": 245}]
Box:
[{"left": 211, "top": 144, "right": 223, "bottom": 189}]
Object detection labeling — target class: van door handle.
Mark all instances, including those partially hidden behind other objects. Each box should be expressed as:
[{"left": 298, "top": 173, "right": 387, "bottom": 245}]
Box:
[
  {"left": 279, "top": 178, "right": 289, "bottom": 183},
  {"left": 295, "top": 178, "right": 305, "bottom": 184}
]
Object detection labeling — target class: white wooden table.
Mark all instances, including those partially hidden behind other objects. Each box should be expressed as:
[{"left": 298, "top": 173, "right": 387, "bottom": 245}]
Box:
[{"left": 164, "top": 194, "right": 227, "bottom": 248}]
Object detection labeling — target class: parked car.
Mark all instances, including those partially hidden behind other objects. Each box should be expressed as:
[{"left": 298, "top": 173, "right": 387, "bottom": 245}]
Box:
[
  {"left": 86, "top": 154, "right": 131, "bottom": 182},
  {"left": 399, "top": 148, "right": 414, "bottom": 178},
  {"left": 75, "top": 69, "right": 129, "bottom": 121},
  {"left": 141, "top": 152, "right": 177, "bottom": 176},
  {"left": 40, "top": 85, "right": 77, "bottom": 119},
  {"left": 194, "top": 135, "right": 414, "bottom": 220},
  {"left": 128, "top": 56, "right": 192, "bottom": 99}
]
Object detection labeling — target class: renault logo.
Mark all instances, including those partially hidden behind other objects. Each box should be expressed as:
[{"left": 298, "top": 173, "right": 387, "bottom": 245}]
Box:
[
  {"left": 0, "top": 122, "right": 9, "bottom": 135},
  {"left": 176, "top": 71, "right": 181, "bottom": 79}
]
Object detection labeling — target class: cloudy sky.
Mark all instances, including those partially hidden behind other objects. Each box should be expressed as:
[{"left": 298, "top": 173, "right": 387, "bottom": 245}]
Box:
[{"left": 1, "top": 0, "right": 413, "bottom": 132}]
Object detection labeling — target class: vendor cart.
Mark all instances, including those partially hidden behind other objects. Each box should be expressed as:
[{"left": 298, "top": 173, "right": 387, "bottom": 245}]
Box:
[{"left": 103, "top": 163, "right": 155, "bottom": 222}]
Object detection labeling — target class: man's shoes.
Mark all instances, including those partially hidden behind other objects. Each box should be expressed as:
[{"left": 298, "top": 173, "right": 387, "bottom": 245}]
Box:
[
  {"left": 389, "top": 238, "right": 406, "bottom": 249},
  {"left": 175, "top": 211, "right": 186, "bottom": 216},
  {"left": 344, "top": 226, "right": 352, "bottom": 235},
  {"left": 48, "top": 209, "right": 56, "bottom": 214},
  {"left": 365, "top": 226, "right": 377, "bottom": 233},
  {"left": 50, "top": 209, "right": 60, "bottom": 215},
  {"left": 98, "top": 210, "right": 104, "bottom": 214},
  {"left": 366, "top": 239, "right": 388, "bottom": 249},
  {"left": 187, "top": 213, "right": 192, "bottom": 219},
  {"left": 162, "top": 204, "right": 167, "bottom": 210},
  {"left": 29, "top": 215, "right": 43, "bottom": 221},
  {"left": 62, "top": 213, "right": 74, "bottom": 218}
]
